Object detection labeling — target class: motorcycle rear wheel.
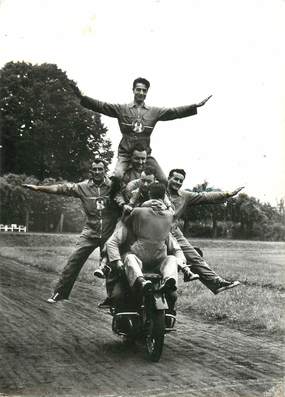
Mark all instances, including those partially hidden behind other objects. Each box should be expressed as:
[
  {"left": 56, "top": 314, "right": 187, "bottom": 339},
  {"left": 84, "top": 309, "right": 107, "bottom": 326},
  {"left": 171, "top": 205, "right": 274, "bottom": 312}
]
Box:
[{"left": 145, "top": 310, "right": 165, "bottom": 362}]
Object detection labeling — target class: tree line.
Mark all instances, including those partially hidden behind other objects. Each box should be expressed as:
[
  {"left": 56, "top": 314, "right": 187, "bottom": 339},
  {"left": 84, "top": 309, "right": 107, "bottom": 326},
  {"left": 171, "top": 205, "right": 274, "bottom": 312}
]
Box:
[
  {"left": 183, "top": 182, "right": 285, "bottom": 241},
  {"left": 0, "top": 174, "right": 85, "bottom": 233},
  {"left": 1, "top": 174, "right": 284, "bottom": 241},
  {"left": 0, "top": 61, "right": 284, "bottom": 240}
]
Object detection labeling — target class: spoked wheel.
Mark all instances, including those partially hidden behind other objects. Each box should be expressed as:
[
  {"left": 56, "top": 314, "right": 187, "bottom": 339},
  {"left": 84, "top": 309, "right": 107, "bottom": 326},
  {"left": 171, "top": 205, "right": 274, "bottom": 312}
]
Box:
[{"left": 145, "top": 310, "right": 165, "bottom": 362}]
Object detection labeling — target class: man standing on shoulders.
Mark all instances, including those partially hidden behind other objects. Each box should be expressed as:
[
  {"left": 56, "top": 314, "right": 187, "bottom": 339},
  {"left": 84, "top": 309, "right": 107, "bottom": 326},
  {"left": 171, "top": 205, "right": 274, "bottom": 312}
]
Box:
[
  {"left": 23, "top": 158, "right": 121, "bottom": 303},
  {"left": 71, "top": 77, "right": 212, "bottom": 182},
  {"left": 159, "top": 169, "right": 243, "bottom": 294}
]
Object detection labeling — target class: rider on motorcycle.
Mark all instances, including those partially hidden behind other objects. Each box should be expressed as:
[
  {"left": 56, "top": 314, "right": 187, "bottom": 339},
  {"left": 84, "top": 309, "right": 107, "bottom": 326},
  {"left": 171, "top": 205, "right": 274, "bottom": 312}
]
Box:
[{"left": 106, "top": 182, "right": 186, "bottom": 314}]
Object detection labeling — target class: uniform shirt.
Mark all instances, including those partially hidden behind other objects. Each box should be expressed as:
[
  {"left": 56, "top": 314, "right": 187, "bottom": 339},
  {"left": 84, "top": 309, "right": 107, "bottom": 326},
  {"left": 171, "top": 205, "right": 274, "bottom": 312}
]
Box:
[
  {"left": 106, "top": 209, "right": 185, "bottom": 265},
  {"left": 56, "top": 178, "right": 120, "bottom": 239},
  {"left": 114, "top": 167, "right": 142, "bottom": 208},
  {"left": 81, "top": 97, "right": 197, "bottom": 156},
  {"left": 130, "top": 207, "right": 173, "bottom": 241},
  {"left": 121, "top": 166, "right": 142, "bottom": 188},
  {"left": 168, "top": 189, "right": 230, "bottom": 227}
]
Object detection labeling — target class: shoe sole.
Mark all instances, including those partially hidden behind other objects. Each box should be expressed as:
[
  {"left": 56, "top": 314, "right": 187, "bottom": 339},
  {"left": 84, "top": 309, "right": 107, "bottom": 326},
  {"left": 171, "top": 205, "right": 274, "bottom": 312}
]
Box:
[
  {"left": 47, "top": 299, "right": 58, "bottom": 304},
  {"left": 214, "top": 281, "right": 240, "bottom": 295},
  {"left": 94, "top": 271, "right": 105, "bottom": 279},
  {"left": 160, "top": 278, "right": 177, "bottom": 292},
  {"left": 47, "top": 292, "right": 61, "bottom": 304},
  {"left": 98, "top": 305, "right": 111, "bottom": 310}
]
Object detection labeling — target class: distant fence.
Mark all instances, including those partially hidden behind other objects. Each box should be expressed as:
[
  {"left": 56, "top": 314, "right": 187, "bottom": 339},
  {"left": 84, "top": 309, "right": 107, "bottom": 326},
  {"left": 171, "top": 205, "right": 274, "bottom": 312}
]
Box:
[{"left": 0, "top": 224, "right": 27, "bottom": 233}]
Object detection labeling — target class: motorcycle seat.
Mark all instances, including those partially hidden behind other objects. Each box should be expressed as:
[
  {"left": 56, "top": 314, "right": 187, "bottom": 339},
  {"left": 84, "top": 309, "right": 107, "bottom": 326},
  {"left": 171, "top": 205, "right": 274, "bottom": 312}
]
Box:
[{"left": 143, "top": 272, "right": 162, "bottom": 281}]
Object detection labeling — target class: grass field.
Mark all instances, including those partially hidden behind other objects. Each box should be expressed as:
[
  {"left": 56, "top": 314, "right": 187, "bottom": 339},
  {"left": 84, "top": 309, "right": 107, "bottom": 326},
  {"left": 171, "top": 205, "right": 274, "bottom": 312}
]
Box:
[{"left": 1, "top": 233, "right": 284, "bottom": 340}]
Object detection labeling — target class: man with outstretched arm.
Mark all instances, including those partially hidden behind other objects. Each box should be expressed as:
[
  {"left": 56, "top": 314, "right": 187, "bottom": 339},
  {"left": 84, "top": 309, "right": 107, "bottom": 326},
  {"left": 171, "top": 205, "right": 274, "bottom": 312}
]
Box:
[
  {"left": 23, "top": 158, "right": 121, "bottom": 303},
  {"left": 71, "top": 77, "right": 211, "bottom": 182},
  {"left": 93, "top": 163, "right": 157, "bottom": 279},
  {"left": 144, "top": 169, "right": 243, "bottom": 294}
]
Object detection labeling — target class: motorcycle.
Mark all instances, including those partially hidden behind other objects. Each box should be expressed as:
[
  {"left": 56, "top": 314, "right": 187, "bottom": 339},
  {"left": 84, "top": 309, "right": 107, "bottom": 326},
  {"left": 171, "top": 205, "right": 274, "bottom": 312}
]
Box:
[
  {"left": 108, "top": 246, "right": 203, "bottom": 362},
  {"left": 110, "top": 272, "right": 176, "bottom": 362}
]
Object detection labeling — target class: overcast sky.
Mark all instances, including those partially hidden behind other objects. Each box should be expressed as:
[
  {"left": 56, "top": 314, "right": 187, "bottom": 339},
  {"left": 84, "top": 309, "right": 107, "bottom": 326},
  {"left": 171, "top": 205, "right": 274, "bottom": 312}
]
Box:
[{"left": 0, "top": 0, "right": 284, "bottom": 204}]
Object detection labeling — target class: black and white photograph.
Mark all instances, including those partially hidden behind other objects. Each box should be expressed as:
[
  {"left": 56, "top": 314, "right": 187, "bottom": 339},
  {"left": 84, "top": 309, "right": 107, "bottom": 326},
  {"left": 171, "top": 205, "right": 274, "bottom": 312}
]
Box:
[{"left": 0, "top": 0, "right": 284, "bottom": 396}]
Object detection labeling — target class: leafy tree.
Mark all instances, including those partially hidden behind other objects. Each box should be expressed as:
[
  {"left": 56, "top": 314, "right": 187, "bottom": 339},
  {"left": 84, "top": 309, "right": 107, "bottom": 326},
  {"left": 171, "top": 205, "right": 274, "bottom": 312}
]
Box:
[
  {"left": 277, "top": 198, "right": 285, "bottom": 221},
  {"left": 0, "top": 61, "right": 113, "bottom": 180},
  {"left": 228, "top": 194, "right": 264, "bottom": 238},
  {"left": 0, "top": 174, "right": 85, "bottom": 232},
  {"left": 184, "top": 181, "right": 226, "bottom": 237},
  {"left": 0, "top": 174, "right": 32, "bottom": 227},
  {"left": 183, "top": 183, "right": 284, "bottom": 240}
]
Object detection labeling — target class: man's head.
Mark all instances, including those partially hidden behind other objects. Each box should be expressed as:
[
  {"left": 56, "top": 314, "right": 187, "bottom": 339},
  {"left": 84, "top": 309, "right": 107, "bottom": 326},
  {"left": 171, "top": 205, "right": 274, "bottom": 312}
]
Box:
[
  {"left": 139, "top": 166, "right": 156, "bottom": 193},
  {"left": 130, "top": 144, "right": 147, "bottom": 172},
  {"left": 132, "top": 77, "right": 150, "bottom": 104},
  {"left": 149, "top": 182, "right": 166, "bottom": 200},
  {"left": 89, "top": 158, "right": 107, "bottom": 184},
  {"left": 168, "top": 168, "right": 186, "bottom": 192}
]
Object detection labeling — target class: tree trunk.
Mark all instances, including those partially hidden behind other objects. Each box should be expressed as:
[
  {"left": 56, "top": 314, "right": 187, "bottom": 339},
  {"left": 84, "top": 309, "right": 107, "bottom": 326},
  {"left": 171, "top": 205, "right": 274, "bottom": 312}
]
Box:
[
  {"left": 212, "top": 214, "right": 218, "bottom": 238},
  {"left": 57, "top": 213, "right": 64, "bottom": 233},
  {"left": 25, "top": 210, "right": 29, "bottom": 232}
]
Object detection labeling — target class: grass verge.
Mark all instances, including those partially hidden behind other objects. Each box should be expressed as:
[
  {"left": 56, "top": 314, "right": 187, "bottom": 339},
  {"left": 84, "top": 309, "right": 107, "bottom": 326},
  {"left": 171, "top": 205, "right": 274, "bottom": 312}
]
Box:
[{"left": 1, "top": 233, "right": 284, "bottom": 339}]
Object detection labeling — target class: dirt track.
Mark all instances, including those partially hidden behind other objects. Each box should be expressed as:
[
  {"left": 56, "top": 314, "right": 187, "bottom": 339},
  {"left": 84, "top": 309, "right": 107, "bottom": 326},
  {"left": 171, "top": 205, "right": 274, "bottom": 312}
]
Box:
[{"left": 0, "top": 256, "right": 284, "bottom": 397}]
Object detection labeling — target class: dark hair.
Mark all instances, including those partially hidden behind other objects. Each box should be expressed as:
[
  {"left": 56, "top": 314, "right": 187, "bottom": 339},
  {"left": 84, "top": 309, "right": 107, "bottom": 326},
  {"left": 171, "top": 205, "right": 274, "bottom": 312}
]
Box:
[
  {"left": 91, "top": 156, "right": 108, "bottom": 169},
  {"left": 168, "top": 168, "right": 186, "bottom": 179},
  {"left": 149, "top": 182, "right": 166, "bottom": 200},
  {"left": 132, "top": 77, "right": 150, "bottom": 90},
  {"left": 143, "top": 166, "right": 156, "bottom": 177},
  {"left": 109, "top": 176, "right": 122, "bottom": 200},
  {"left": 109, "top": 176, "right": 123, "bottom": 216},
  {"left": 132, "top": 143, "right": 148, "bottom": 153}
]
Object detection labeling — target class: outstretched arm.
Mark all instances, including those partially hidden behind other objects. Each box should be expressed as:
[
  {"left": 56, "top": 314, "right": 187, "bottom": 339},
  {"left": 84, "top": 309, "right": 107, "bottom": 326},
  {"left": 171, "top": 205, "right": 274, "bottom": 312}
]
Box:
[
  {"left": 183, "top": 186, "right": 245, "bottom": 206},
  {"left": 158, "top": 95, "right": 213, "bottom": 121},
  {"left": 81, "top": 97, "right": 121, "bottom": 118},
  {"left": 22, "top": 184, "right": 59, "bottom": 194},
  {"left": 226, "top": 186, "right": 244, "bottom": 198},
  {"left": 67, "top": 81, "right": 121, "bottom": 118},
  {"left": 196, "top": 95, "right": 212, "bottom": 107}
]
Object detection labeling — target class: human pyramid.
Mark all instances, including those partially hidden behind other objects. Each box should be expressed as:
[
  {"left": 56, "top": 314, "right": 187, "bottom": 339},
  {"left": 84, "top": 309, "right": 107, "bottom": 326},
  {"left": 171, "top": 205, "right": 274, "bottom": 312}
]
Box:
[{"left": 23, "top": 77, "right": 243, "bottom": 309}]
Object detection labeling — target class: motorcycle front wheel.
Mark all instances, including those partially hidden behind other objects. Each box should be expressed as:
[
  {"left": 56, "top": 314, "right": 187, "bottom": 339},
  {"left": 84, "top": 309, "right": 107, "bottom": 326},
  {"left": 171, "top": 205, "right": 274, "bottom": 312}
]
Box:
[{"left": 145, "top": 310, "right": 165, "bottom": 362}]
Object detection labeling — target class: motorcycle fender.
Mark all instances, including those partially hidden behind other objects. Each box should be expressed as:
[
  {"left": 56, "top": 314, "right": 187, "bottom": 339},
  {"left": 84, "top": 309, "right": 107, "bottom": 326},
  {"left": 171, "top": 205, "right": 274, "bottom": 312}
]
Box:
[{"left": 153, "top": 293, "right": 168, "bottom": 310}]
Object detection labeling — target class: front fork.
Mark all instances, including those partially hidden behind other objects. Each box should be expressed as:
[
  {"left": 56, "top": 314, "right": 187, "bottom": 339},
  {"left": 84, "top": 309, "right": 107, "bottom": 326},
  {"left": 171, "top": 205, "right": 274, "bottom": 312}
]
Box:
[{"left": 143, "top": 285, "right": 168, "bottom": 332}]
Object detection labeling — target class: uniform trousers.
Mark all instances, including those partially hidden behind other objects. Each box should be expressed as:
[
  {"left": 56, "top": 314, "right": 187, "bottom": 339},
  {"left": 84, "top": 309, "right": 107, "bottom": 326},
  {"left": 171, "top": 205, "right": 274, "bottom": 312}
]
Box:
[
  {"left": 124, "top": 252, "right": 178, "bottom": 288},
  {"left": 113, "top": 154, "right": 166, "bottom": 183},
  {"left": 172, "top": 227, "right": 223, "bottom": 293},
  {"left": 54, "top": 235, "right": 105, "bottom": 299}
]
